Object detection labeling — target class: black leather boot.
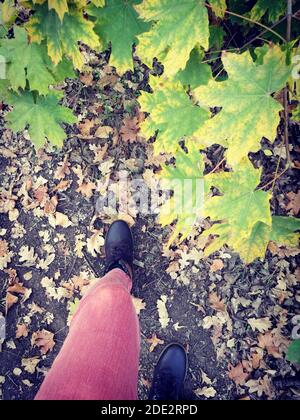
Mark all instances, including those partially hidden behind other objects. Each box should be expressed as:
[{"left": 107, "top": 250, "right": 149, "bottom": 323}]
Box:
[
  {"left": 149, "top": 343, "right": 188, "bottom": 400},
  {"left": 104, "top": 220, "right": 134, "bottom": 278}
]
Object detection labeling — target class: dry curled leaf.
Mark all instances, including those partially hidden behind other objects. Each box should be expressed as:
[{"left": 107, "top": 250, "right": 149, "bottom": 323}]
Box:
[
  {"left": 120, "top": 113, "right": 145, "bottom": 143},
  {"left": 87, "top": 231, "right": 105, "bottom": 257},
  {"left": 194, "top": 386, "right": 217, "bottom": 399},
  {"left": 76, "top": 181, "right": 96, "bottom": 199},
  {"left": 54, "top": 156, "right": 71, "bottom": 180},
  {"left": 209, "top": 292, "right": 226, "bottom": 312},
  {"left": 245, "top": 375, "right": 274, "bottom": 399},
  {"left": 132, "top": 297, "right": 146, "bottom": 316},
  {"left": 31, "top": 329, "right": 55, "bottom": 355},
  {"left": 19, "top": 246, "right": 37, "bottom": 266},
  {"left": 258, "top": 330, "right": 288, "bottom": 358},
  {"left": 157, "top": 295, "right": 170, "bottom": 329},
  {"left": 80, "top": 72, "right": 93, "bottom": 86},
  {"left": 286, "top": 191, "right": 300, "bottom": 215},
  {"left": 210, "top": 259, "right": 224, "bottom": 272},
  {"left": 248, "top": 318, "right": 272, "bottom": 333},
  {"left": 228, "top": 362, "right": 250, "bottom": 386},
  {"left": 95, "top": 125, "right": 113, "bottom": 139},
  {"left": 147, "top": 334, "right": 164, "bottom": 353},
  {"left": 0, "top": 239, "right": 12, "bottom": 269},
  {"left": 6, "top": 292, "right": 18, "bottom": 310},
  {"left": 78, "top": 119, "right": 95, "bottom": 138},
  {"left": 16, "top": 324, "right": 29, "bottom": 339},
  {"left": 7, "top": 282, "right": 27, "bottom": 295},
  {"left": 49, "top": 212, "right": 72, "bottom": 228},
  {"left": 71, "top": 275, "right": 90, "bottom": 292}
]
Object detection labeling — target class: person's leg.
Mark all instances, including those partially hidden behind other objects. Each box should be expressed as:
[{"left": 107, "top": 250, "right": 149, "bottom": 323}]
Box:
[{"left": 35, "top": 267, "right": 140, "bottom": 400}]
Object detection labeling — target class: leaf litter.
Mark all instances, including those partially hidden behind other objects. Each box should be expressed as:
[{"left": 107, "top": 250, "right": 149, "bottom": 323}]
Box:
[{"left": 0, "top": 44, "right": 299, "bottom": 401}]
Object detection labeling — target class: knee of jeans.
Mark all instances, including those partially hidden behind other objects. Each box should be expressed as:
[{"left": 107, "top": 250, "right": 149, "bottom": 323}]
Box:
[{"left": 95, "top": 285, "right": 130, "bottom": 307}]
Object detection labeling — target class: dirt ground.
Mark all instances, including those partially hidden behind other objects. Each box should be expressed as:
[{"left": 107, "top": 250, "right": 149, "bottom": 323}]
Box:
[{"left": 0, "top": 50, "right": 299, "bottom": 400}]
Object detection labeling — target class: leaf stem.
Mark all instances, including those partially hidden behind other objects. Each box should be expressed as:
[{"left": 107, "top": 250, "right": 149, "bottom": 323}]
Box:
[
  {"left": 207, "top": 157, "right": 226, "bottom": 175},
  {"left": 271, "top": 137, "right": 285, "bottom": 191},
  {"left": 240, "top": 15, "right": 288, "bottom": 51},
  {"left": 205, "top": 2, "right": 287, "bottom": 43},
  {"left": 258, "top": 167, "right": 289, "bottom": 191}
]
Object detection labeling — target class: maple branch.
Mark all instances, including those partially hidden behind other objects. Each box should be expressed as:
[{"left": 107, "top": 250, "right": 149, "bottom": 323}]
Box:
[
  {"left": 240, "top": 15, "right": 288, "bottom": 51},
  {"left": 283, "top": 0, "right": 293, "bottom": 167},
  {"left": 287, "top": 0, "right": 293, "bottom": 41}
]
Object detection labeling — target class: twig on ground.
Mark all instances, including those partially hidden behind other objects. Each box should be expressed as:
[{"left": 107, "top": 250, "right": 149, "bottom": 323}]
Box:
[
  {"left": 64, "top": 256, "right": 77, "bottom": 284},
  {"left": 258, "top": 167, "right": 289, "bottom": 191},
  {"left": 207, "top": 158, "right": 226, "bottom": 175}
]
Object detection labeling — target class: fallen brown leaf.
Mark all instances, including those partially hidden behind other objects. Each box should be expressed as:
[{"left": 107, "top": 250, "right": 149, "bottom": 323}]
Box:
[
  {"left": 31, "top": 329, "right": 55, "bottom": 355},
  {"left": 79, "top": 119, "right": 95, "bottom": 138},
  {"left": 95, "top": 125, "right": 113, "bottom": 139},
  {"left": 76, "top": 181, "right": 96, "bottom": 199},
  {"left": 141, "top": 376, "right": 151, "bottom": 389},
  {"left": 80, "top": 72, "right": 93, "bottom": 86},
  {"left": 71, "top": 275, "right": 90, "bottom": 291},
  {"left": 250, "top": 351, "right": 263, "bottom": 370},
  {"left": 286, "top": 191, "right": 300, "bottom": 215},
  {"left": 7, "top": 282, "right": 27, "bottom": 295},
  {"left": 210, "top": 259, "right": 224, "bottom": 273},
  {"left": 6, "top": 292, "right": 18, "bottom": 310},
  {"left": 209, "top": 292, "right": 226, "bottom": 312},
  {"left": 258, "top": 330, "right": 288, "bottom": 358},
  {"left": 120, "top": 111, "right": 145, "bottom": 143},
  {"left": 228, "top": 362, "right": 250, "bottom": 386},
  {"left": 16, "top": 324, "right": 29, "bottom": 339},
  {"left": 54, "top": 156, "right": 71, "bottom": 180}
]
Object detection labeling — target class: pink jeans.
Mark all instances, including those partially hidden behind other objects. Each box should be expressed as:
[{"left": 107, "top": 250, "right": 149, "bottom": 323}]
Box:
[{"left": 35, "top": 269, "right": 141, "bottom": 400}]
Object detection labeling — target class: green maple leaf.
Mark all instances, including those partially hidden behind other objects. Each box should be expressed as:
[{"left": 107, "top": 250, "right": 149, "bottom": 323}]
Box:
[
  {"left": 24, "top": 1, "right": 70, "bottom": 21},
  {"left": 249, "top": 0, "right": 286, "bottom": 24},
  {"left": 26, "top": 3, "right": 99, "bottom": 69},
  {"left": 0, "top": 0, "right": 17, "bottom": 26},
  {"left": 5, "top": 91, "right": 77, "bottom": 149},
  {"left": 202, "top": 158, "right": 272, "bottom": 262},
  {"left": 203, "top": 215, "right": 300, "bottom": 264},
  {"left": 135, "top": 0, "right": 209, "bottom": 77},
  {"left": 159, "top": 144, "right": 206, "bottom": 246},
  {"left": 174, "top": 47, "right": 212, "bottom": 90},
  {"left": 139, "top": 76, "right": 209, "bottom": 155},
  {"left": 193, "top": 46, "right": 292, "bottom": 167},
  {"left": 202, "top": 221, "right": 271, "bottom": 263},
  {"left": 87, "top": 0, "right": 149, "bottom": 74},
  {"left": 209, "top": 25, "right": 225, "bottom": 50},
  {"left": 287, "top": 340, "right": 300, "bottom": 365},
  {"left": 0, "top": 27, "right": 75, "bottom": 95},
  {"left": 270, "top": 216, "right": 300, "bottom": 247},
  {"left": 208, "top": 0, "right": 227, "bottom": 18},
  {"left": 291, "top": 104, "right": 300, "bottom": 122},
  {"left": 90, "top": 0, "right": 105, "bottom": 6},
  {"left": 48, "top": 0, "right": 69, "bottom": 21}
]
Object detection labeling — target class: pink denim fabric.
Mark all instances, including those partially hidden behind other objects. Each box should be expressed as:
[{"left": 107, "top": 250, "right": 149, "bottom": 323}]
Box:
[{"left": 35, "top": 269, "right": 140, "bottom": 400}]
